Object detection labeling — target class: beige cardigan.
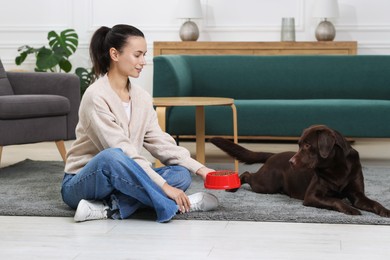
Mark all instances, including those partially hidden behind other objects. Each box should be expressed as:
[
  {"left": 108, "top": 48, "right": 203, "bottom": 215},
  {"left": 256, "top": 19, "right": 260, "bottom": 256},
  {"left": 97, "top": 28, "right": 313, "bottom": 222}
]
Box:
[{"left": 64, "top": 75, "right": 203, "bottom": 187}]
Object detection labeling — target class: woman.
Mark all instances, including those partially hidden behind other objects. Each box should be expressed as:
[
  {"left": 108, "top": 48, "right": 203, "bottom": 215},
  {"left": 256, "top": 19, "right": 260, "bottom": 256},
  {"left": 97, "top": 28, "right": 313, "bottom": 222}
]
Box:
[{"left": 61, "top": 24, "right": 218, "bottom": 223}]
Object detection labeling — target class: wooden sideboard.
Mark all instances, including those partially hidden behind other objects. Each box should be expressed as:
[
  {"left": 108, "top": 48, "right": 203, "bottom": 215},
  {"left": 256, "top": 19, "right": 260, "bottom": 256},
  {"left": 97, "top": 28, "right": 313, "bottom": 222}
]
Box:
[{"left": 153, "top": 41, "right": 358, "bottom": 56}]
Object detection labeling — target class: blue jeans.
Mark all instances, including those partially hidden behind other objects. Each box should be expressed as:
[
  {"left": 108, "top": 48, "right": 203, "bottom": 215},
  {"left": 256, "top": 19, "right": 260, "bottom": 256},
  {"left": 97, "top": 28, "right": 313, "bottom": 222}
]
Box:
[{"left": 61, "top": 148, "right": 192, "bottom": 223}]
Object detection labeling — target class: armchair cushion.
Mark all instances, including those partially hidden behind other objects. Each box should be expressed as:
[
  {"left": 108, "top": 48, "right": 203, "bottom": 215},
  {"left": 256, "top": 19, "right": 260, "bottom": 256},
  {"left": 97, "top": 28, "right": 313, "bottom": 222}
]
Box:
[{"left": 0, "top": 95, "right": 70, "bottom": 119}]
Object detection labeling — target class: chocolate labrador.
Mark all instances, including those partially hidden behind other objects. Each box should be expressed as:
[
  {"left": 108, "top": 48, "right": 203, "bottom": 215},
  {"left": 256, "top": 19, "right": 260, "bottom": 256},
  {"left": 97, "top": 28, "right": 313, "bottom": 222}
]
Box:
[{"left": 210, "top": 125, "right": 390, "bottom": 217}]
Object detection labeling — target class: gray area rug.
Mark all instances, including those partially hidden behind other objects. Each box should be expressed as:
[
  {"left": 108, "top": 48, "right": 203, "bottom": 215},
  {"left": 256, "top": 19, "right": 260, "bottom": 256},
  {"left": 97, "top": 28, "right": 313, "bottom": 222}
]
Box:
[{"left": 1, "top": 159, "right": 390, "bottom": 225}]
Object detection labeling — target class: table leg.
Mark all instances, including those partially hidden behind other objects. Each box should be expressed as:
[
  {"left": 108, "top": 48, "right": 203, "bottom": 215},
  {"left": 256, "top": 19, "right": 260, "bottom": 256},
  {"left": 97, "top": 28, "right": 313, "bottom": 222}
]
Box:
[
  {"left": 156, "top": 106, "right": 167, "bottom": 131},
  {"left": 231, "top": 104, "right": 239, "bottom": 172},
  {"left": 155, "top": 106, "right": 168, "bottom": 168},
  {"left": 195, "top": 106, "right": 205, "bottom": 164}
]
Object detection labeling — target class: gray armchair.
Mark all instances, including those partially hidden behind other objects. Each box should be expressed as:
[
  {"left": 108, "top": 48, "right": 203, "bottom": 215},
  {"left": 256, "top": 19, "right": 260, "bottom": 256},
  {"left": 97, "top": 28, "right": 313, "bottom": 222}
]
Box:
[{"left": 0, "top": 59, "right": 80, "bottom": 165}]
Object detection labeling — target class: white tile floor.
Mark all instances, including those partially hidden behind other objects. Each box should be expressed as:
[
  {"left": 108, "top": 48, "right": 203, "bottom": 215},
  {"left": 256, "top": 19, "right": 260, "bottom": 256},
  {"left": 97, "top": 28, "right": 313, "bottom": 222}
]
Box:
[{"left": 1, "top": 140, "right": 390, "bottom": 259}]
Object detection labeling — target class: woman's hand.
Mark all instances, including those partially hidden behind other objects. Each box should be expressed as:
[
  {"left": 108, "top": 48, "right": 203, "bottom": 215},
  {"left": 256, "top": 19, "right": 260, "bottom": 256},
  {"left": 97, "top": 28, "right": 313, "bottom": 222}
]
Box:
[
  {"left": 161, "top": 182, "right": 190, "bottom": 213},
  {"left": 196, "top": 166, "right": 215, "bottom": 181}
]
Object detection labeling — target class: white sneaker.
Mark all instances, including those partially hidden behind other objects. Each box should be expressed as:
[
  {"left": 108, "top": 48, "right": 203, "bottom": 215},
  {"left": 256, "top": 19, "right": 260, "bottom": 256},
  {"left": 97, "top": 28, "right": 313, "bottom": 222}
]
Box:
[
  {"left": 74, "top": 199, "right": 109, "bottom": 222},
  {"left": 188, "top": 192, "right": 219, "bottom": 212}
]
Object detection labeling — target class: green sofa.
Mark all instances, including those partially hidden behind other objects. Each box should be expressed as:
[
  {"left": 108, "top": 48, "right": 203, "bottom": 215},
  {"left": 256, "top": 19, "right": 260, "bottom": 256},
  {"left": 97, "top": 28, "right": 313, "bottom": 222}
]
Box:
[{"left": 153, "top": 55, "right": 390, "bottom": 139}]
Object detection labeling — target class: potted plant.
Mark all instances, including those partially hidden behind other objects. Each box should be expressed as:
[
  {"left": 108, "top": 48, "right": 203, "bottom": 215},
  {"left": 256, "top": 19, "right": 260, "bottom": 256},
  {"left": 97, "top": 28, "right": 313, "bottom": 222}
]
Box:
[{"left": 15, "top": 29, "right": 78, "bottom": 72}]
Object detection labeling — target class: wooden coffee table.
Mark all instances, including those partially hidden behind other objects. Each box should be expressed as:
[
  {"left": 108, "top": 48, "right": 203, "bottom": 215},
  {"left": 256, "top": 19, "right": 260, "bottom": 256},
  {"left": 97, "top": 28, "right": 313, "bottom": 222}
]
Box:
[{"left": 153, "top": 97, "right": 238, "bottom": 172}]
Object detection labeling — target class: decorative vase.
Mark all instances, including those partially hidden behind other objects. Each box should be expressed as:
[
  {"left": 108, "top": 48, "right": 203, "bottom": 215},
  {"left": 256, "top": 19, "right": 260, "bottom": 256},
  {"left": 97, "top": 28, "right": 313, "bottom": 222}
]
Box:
[
  {"left": 281, "top": 17, "right": 296, "bottom": 42},
  {"left": 179, "top": 20, "right": 199, "bottom": 41},
  {"left": 315, "top": 19, "right": 336, "bottom": 41}
]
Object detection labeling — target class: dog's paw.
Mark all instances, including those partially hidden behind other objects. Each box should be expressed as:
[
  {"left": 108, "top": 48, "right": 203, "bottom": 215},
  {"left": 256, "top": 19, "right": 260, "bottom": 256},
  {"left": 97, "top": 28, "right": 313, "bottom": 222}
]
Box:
[
  {"left": 342, "top": 207, "right": 361, "bottom": 215},
  {"left": 378, "top": 209, "right": 390, "bottom": 218}
]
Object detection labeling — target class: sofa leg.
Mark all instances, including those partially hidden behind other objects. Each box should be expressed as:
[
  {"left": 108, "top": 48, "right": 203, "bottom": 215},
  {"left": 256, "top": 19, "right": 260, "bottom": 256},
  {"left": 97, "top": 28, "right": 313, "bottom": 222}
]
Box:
[{"left": 55, "top": 141, "right": 67, "bottom": 162}]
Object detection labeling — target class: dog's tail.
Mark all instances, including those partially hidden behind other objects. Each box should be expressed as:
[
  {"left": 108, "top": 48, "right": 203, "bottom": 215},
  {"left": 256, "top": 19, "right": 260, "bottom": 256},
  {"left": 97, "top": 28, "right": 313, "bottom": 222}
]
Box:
[{"left": 210, "top": 137, "right": 274, "bottom": 164}]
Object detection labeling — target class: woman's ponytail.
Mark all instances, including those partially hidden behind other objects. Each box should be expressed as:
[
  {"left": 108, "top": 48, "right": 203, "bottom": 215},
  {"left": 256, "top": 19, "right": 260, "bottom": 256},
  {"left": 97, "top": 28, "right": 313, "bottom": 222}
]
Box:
[{"left": 89, "top": 26, "right": 111, "bottom": 77}]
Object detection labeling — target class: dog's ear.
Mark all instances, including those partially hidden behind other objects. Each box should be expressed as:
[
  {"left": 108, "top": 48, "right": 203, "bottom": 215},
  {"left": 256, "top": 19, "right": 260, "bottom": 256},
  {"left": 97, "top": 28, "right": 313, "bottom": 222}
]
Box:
[
  {"left": 333, "top": 130, "right": 351, "bottom": 155},
  {"left": 317, "top": 130, "right": 336, "bottom": 158}
]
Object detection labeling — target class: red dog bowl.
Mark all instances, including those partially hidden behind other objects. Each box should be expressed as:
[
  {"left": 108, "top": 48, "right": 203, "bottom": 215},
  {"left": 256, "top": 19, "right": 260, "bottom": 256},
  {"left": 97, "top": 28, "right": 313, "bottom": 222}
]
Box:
[{"left": 204, "top": 170, "right": 241, "bottom": 190}]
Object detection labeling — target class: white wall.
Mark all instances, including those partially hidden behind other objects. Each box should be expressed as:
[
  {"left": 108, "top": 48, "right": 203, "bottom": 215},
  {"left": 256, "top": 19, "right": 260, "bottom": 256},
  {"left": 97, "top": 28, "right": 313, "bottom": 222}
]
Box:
[{"left": 1, "top": 0, "right": 390, "bottom": 94}]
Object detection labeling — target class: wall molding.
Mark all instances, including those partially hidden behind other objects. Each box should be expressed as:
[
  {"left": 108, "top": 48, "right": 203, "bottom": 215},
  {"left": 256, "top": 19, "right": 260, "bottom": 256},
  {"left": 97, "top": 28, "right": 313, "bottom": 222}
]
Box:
[
  {"left": 0, "top": 25, "right": 71, "bottom": 33},
  {"left": 358, "top": 41, "right": 390, "bottom": 49},
  {"left": 338, "top": 24, "right": 390, "bottom": 32}
]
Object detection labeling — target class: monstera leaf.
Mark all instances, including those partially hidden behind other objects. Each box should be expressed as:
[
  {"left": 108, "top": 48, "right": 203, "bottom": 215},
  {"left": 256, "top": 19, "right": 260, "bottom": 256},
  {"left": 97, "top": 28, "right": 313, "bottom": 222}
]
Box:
[
  {"left": 34, "top": 47, "right": 58, "bottom": 72},
  {"left": 48, "top": 29, "right": 78, "bottom": 58},
  {"left": 75, "top": 67, "right": 96, "bottom": 95},
  {"left": 15, "top": 45, "right": 37, "bottom": 65}
]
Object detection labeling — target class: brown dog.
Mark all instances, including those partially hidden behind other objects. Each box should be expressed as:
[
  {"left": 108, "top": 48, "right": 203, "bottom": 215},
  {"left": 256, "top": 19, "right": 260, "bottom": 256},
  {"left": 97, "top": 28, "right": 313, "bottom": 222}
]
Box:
[{"left": 210, "top": 125, "right": 390, "bottom": 217}]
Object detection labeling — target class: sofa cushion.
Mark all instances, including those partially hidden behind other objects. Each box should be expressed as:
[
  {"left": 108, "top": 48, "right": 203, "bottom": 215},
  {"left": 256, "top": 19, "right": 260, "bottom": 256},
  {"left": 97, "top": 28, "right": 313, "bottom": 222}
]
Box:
[
  {"left": 166, "top": 99, "right": 390, "bottom": 138},
  {"left": 0, "top": 60, "right": 14, "bottom": 96},
  {"left": 235, "top": 99, "right": 390, "bottom": 137},
  {"left": 0, "top": 95, "right": 70, "bottom": 119}
]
